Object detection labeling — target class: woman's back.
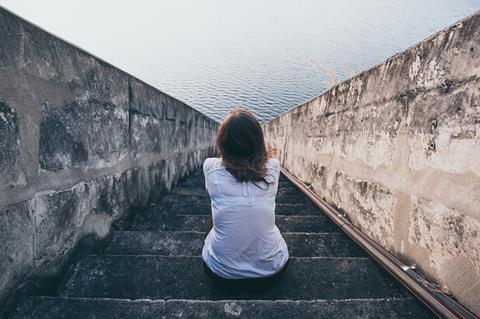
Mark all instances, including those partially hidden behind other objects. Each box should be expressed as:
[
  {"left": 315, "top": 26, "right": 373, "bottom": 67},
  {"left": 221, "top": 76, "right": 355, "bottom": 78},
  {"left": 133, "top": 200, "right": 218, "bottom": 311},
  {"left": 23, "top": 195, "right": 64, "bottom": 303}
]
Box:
[{"left": 202, "top": 157, "right": 289, "bottom": 279}]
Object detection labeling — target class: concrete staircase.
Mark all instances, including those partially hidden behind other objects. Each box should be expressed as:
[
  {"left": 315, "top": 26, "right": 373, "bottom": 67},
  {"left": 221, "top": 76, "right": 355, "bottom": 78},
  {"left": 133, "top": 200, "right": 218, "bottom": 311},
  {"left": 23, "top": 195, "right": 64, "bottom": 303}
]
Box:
[{"left": 8, "top": 169, "right": 434, "bottom": 318}]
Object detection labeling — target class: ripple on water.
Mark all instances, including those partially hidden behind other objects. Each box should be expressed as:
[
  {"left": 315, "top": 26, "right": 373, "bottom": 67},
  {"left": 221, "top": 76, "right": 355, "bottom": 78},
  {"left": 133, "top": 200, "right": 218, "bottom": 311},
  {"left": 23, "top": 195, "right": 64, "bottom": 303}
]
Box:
[{"left": 123, "top": 0, "right": 479, "bottom": 123}]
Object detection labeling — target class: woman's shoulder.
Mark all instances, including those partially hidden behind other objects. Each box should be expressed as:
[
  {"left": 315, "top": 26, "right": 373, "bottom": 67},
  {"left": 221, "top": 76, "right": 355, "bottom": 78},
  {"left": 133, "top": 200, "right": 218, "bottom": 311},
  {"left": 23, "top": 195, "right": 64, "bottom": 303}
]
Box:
[
  {"left": 266, "top": 157, "right": 281, "bottom": 171},
  {"left": 203, "top": 157, "right": 280, "bottom": 173},
  {"left": 203, "top": 157, "right": 223, "bottom": 173}
]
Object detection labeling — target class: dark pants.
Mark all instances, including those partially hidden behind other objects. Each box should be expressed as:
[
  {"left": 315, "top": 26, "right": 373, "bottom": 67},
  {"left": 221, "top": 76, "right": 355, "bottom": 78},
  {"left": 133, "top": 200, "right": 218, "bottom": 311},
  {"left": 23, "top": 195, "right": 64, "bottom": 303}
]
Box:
[{"left": 202, "top": 260, "right": 289, "bottom": 293}]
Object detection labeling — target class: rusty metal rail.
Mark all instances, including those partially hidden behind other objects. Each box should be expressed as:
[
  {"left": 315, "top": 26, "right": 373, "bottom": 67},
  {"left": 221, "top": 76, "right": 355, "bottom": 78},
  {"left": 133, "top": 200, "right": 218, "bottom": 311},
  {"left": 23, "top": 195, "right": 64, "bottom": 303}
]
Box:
[{"left": 281, "top": 167, "right": 479, "bottom": 319}]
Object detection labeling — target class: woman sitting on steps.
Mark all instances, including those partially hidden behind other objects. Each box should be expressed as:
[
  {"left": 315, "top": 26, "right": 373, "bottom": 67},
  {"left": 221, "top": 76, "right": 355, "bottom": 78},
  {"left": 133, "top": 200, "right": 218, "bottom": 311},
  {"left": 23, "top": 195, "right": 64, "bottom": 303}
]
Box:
[{"left": 202, "top": 108, "right": 289, "bottom": 290}]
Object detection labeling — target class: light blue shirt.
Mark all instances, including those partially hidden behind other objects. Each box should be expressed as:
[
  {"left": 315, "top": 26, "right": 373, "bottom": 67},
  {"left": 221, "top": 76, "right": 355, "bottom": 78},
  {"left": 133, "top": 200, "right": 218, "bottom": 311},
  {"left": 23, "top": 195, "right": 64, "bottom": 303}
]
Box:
[{"left": 201, "top": 157, "right": 289, "bottom": 279}]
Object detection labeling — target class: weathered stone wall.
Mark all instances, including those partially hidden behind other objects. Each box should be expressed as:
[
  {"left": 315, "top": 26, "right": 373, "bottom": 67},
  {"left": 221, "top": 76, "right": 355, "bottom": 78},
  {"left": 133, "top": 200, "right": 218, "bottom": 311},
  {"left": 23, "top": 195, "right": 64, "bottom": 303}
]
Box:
[
  {"left": 0, "top": 7, "right": 217, "bottom": 310},
  {"left": 263, "top": 11, "right": 480, "bottom": 314}
]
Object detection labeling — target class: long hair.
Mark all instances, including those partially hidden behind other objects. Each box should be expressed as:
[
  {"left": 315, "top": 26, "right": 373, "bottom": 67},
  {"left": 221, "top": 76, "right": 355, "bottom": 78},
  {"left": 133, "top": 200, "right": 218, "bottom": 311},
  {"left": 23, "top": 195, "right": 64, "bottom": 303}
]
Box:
[{"left": 216, "top": 108, "right": 274, "bottom": 186}]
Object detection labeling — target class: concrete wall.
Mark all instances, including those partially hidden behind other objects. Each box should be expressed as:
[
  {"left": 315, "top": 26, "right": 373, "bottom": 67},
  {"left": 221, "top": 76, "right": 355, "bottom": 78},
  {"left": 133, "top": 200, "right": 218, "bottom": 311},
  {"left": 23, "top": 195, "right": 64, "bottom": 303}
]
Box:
[
  {"left": 263, "top": 11, "right": 480, "bottom": 314},
  {"left": 0, "top": 7, "right": 217, "bottom": 310}
]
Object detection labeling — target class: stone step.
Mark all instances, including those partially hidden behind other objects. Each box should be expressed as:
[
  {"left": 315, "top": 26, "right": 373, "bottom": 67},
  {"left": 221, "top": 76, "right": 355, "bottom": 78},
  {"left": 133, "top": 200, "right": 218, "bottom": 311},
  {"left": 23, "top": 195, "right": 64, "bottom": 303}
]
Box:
[
  {"left": 103, "top": 231, "right": 365, "bottom": 258},
  {"left": 128, "top": 214, "right": 341, "bottom": 233},
  {"left": 161, "top": 193, "right": 309, "bottom": 204},
  {"left": 276, "top": 186, "right": 305, "bottom": 196},
  {"left": 9, "top": 296, "right": 433, "bottom": 319},
  {"left": 131, "top": 202, "right": 322, "bottom": 218},
  {"left": 61, "top": 256, "right": 407, "bottom": 300}
]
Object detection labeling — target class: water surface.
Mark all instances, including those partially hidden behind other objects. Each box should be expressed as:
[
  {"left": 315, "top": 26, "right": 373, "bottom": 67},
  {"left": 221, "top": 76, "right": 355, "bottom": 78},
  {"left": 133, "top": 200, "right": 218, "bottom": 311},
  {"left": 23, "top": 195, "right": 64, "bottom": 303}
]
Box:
[{"left": 1, "top": 0, "right": 479, "bottom": 122}]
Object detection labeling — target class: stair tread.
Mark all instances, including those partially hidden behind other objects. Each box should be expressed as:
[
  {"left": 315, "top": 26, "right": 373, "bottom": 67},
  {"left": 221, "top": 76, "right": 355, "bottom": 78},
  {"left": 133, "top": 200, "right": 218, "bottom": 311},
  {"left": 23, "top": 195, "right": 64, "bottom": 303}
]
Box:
[
  {"left": 8, "top": 170, "right": 433, "bottom": 317},
  {"left": 127, "top": 214, "right": 341, "bottom": 233},
  {"left": 103, "top": 231, "right": 365, "bottom": 257},
  {"left": 9, "top": 296, "right": 433, "bottom": 319},
  {"left": 61, "top": 255, "right": 408, "bottom": 300}
]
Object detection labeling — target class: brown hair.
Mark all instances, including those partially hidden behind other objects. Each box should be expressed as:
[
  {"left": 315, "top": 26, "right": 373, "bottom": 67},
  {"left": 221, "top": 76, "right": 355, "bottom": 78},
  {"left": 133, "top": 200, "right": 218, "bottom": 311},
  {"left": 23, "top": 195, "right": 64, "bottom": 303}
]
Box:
[{"left": 216, "top": 108, "right": 274, "bottom": 186}]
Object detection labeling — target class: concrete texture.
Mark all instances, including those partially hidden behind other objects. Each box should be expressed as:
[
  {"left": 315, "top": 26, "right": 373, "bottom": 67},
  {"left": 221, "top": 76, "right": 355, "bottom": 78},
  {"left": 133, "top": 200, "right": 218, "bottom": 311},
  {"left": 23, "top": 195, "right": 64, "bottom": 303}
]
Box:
[
  {"left": 0, "top": 6, "right": 217, "bottom": 311},
  {"left": 0, "top": 201, "right": 34, "bottom": 306},
  {"left": 263, "top": 11, "right": 480, "bottom": 314},
  {"left": 103, "top": 231, "right": 365, "bottom": 257},
  {"left": 10, "top": 297, "right": 431, "bottom": 319},
  {"left": 0, "top": 101, "right": 25, "bottom": 189},
  {"left": 38, "top": 99, "right": 129, "bottom": 171},
  {"left": 60, "top": 255, "right": 405, "bottom": 300}
]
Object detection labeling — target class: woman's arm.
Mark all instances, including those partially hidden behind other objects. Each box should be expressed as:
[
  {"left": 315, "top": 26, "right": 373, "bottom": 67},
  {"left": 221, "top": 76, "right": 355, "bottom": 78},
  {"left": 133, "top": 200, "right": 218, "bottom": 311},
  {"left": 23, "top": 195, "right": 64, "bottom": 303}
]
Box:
[{"left": 203, "top": 158, "right": 212, "bottom": 238}]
